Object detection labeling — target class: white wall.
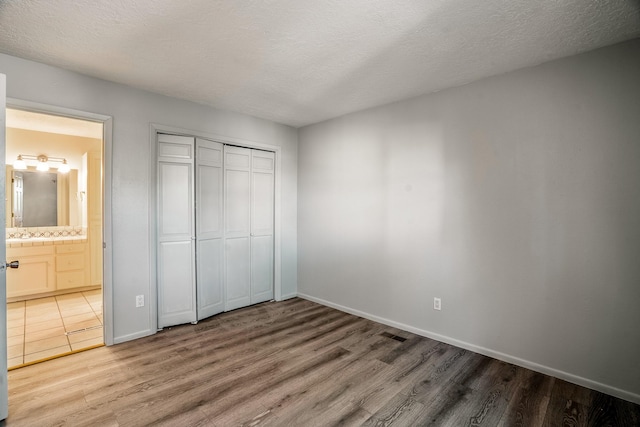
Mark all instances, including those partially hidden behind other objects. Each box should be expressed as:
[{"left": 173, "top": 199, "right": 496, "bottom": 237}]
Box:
[
  {"left": 0, "top": 53, "right": 298, "bottom": 342},
  {"left": 297, "top": 39, "right": 640, "bottom": 402}
]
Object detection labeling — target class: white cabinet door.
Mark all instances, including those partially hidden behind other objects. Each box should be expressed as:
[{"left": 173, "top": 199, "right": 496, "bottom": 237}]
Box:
[
  {"left": 224, "top": 146, "right": 252, "bottom": 311},
  {"left": 195, "top": 138, "right": 224, "bottom": 320},
  {"left": 157, "top": 134, "right": 196, "bottom": 328},
  {"left": 251, "top": 150, "right": 274, "bottom": 304}
]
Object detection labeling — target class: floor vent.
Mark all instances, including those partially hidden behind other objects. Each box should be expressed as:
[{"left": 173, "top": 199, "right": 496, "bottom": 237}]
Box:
[
  {"left": 381, "top": 331, "right": 407, "bottom": 342},
  {"left": 65, "top": 325, "right": 103, "bottom": 336}
]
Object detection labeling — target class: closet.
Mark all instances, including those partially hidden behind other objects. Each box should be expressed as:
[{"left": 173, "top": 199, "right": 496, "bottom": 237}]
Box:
[{"left": 156, "top": 134, "right": 274, "bottom": 328}]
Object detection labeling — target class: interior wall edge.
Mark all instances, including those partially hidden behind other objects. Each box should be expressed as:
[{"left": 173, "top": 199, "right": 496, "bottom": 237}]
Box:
[{"left": 297, "top": 292, "right": 640, "bottom": 406}]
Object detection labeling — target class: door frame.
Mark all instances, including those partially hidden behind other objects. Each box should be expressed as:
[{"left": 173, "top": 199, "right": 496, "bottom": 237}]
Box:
[
  {"left": 148, "top": 123, "right": 282, "bottom": 332},
  {"left": 6, "top": 98, "right": 114, "bottom": 346}
]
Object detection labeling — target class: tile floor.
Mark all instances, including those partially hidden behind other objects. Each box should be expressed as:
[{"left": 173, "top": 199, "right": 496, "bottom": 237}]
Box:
[{"left": 7, "top": 290, "right": 104, "bottom": 368}]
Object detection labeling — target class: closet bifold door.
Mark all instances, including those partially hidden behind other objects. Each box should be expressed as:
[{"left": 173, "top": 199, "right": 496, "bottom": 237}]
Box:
[
  {"left": 224, "top": 146, "right": 252, "bottom": 311},
  {"left": 195, "top": 138, "right": 224, "bottom": 320},
  {"left": 251, "top": 150, "right": 275, "bottom": 304},
  {"left": 157, "top": 134, "right": 197, "bottom": 328}
]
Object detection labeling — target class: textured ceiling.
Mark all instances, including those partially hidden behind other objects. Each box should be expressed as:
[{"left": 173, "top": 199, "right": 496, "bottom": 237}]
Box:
[{"left": 0, "top": 1, "right": 639, "bottom": 128}]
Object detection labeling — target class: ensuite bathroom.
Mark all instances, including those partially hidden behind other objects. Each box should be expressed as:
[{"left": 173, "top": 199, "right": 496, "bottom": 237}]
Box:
[{"left": 5, "top": 108, "right": 104, "bottom": 368}]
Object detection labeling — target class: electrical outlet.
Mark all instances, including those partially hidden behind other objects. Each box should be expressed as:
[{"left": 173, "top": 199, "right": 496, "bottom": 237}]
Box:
[
  {"left": 136, "top": 295, "right": 144, "bottom": 308},
  {"left": 433, "top": 297, "right": 441, "bottom": 311}
]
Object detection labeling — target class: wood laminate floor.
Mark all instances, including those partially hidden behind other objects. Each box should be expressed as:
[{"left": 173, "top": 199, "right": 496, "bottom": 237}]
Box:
[{"left": 3, "top": 298, "right": 640, "bottom": 426}]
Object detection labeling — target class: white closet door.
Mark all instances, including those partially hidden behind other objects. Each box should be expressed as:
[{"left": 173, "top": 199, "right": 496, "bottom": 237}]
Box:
[
  {"left": 251, "top": 150, "right": 275, "bottom": 304},
  {"left": 157, "top": 134, "right": 196, "bottom": 328},
  {"left": 224, "top": 146, "right": 252, "bottom": 311},
  {"left": 196, "top": 138, "right": 224, "bottom": 320}
]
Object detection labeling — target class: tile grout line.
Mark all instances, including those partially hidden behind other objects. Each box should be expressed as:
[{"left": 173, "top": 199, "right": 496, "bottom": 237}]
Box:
[
  {"left": 21, "top": 301, "right": 26, "bottom": 366},
  {"left": 54, "top": 294, "right": 72, "bottom": 351},
  {"left": 82, "top": 291, "right": 98, "bottom": 322},
  {"left": 83, "top": 290, "right": 103, "bottom": 325}
]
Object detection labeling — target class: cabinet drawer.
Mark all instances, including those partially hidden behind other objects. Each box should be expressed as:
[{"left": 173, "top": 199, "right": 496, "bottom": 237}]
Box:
[
  {"left": 57, "top": 271, "right": 86, "bottom": 289},
  {"left": 56, "top": 254, "right": 85, "bottom": 272},
  {"left": 7, "top": 245, "right": 54, "bottom": 258},
  {"left": 56, "top": 244, "right": 86, "bottom": 254}
]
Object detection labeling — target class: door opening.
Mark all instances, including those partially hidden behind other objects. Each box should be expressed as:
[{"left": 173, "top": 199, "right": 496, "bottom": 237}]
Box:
[{"left": 5, "top": 108, "right": 105, "bottom": 368}]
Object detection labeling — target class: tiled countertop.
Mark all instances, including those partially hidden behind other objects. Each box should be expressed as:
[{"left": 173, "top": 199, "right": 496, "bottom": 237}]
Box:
[{"left": 6, "top": 236, "right": 88, "bottom": 247}]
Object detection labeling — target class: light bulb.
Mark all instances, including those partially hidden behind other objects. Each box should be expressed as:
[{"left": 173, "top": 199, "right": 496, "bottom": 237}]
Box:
[
  {"left": 36, "top": 160, "right": 49, "bottom": 172},
  {"left": 58, "top": 159, "right": 70, "bottom": 173},
  {"left": 13, "top": 155, "right": 27, "bottom": 170}
]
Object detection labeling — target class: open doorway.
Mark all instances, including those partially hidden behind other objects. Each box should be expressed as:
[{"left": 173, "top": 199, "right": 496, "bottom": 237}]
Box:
[{"left": 5, "top": 108, "right": 104, "bottom": 368}]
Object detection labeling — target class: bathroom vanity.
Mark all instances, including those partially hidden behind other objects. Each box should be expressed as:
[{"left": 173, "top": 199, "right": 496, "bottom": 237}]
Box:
[{"left": 5, "top": 234, "right": 96, "bottom": 301}]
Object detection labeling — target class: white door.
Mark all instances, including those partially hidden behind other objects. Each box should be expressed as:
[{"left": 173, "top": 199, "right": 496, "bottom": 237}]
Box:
[
  {"left": 1, "top": 73, "right": 8, "bottom": 420},
  {"left": 224, "top": 146, "right": 252, "bottom": 311},
  {"left": 251, "top": 150, "right": 275, "bottom": 304},
  {"left": 195, "top": 138, "right": 224, "bottom": 320},
  {"left": 157, "top": 134, "right": 196, "bottom": 328}
]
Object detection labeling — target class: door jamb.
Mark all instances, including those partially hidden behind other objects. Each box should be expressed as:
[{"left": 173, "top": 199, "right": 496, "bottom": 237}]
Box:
[
  {"left": 149, "top": 123, "right": 282, "bottom": 334},
  {"left": 6, "top": 98, "right": 114, "bottom": 346}
]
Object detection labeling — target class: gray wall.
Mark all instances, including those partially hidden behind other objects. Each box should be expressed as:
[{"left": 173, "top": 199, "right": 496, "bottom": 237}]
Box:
[
  {"left": 0, "top": 53, "right": 298, "bottom": 343},
  {"left": 297, "top": 39, "right": 640, "bottom": 402}
]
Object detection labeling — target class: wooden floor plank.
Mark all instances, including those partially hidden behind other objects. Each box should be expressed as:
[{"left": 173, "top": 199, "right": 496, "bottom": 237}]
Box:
[
  {"left": 3, "top": 298, "right": 639, "bottom": 426},
  {"left": 498, "top": 371, "right": 554, "bottom": 426}
]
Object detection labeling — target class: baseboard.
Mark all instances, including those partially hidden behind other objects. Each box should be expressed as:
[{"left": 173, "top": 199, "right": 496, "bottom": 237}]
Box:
[
  {"left": 297, "top": 292, "right": 640, "bottom": 405},
  {"left": 280, "top": 293, "right": 298, "bottom": 301},
  {"left": 113, "top": 329, "right": 155, "bottom": 345}
]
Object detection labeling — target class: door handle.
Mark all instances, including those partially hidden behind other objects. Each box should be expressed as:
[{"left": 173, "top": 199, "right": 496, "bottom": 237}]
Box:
[{"left": 6, "top": 260, "right": 19, "bottom": 269}]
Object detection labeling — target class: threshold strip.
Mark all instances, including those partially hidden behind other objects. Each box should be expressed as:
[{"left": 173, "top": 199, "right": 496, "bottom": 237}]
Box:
[{"left": 65, "top": 325, "right": 103, "bottom": 336}]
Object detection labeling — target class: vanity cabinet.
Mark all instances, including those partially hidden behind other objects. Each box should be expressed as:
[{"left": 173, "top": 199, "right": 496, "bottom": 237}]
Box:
[{"left": 6, "top": 241, "right": 90, "bottom": 299}]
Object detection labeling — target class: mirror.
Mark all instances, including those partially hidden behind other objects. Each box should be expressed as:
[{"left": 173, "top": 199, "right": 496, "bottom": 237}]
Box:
[
  {"left": 13, "top": 171, "right": 57, "bottom": 227},
  {"left": 8, "top": 167, "right": 81, "bottom": 228}
]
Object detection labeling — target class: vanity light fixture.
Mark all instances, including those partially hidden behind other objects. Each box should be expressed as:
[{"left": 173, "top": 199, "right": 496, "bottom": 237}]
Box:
[{"left": 13, "top": 154, "right": 71, "bottom": 174}]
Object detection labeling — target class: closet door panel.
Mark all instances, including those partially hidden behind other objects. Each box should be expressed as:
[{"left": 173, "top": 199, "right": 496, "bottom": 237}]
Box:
[
  {"left": 224, "top": 146, "right": 252, "bottom": 311},
  {"left": 197, "top": 164, "right": 222, "bottom": 236},
  {"left": 225, "top": 169, "right": 251, "bottom": 237},
  {"left": 197, "top": 238, "right": 223, "bottom": 315},
  {"left": 251, "top": 235, "right": 273, "bottom": 303},
  {"left": 251, "top": 171, "right": 274, "bottom": 235},
  {"left": 250, "top": 150, "right": 275, "bottom": 304},
  {"left": 158, "top": 241, "right": 196, "bottom": 325},
  {"left": 225, "top": 146, "right": 251, "bottom": 239},
  {"left": 159, "top": 163, "right": 192, "bottom": 237},
  {"left": 157, "top": 134, "right": 196, "bottom": 328},
  {"left": 196, "top": 138, "right": 224, "bottom": 319},
  {"left": 225, "top": 237, "right": 251, "bottom": 310}
]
